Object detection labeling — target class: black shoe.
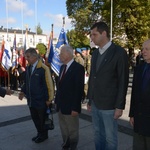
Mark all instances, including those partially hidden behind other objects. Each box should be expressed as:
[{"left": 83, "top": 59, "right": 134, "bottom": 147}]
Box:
[
  {"left": 32, "top": 135, "right": 39, "bottom": 141},
  {"left": 34, "top": 136, "right": 48, "bottom": 143}
]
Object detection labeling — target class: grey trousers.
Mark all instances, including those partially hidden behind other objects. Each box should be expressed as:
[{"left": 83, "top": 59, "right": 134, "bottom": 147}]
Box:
[{"left": 58, "top": 111, "right": 79, "bottom": 150}]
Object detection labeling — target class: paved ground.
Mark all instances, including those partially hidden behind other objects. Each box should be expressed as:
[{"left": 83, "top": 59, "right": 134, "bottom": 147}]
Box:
[{"left": 0, "top": 88, "right": 133, "bottom": 150}]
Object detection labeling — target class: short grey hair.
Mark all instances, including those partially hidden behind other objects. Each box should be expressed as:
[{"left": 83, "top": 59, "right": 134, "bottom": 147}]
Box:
[
  {"left": 25, "top": 48, "right": 38, "bottom": 58},
  {"left": 60, "top": 45, "right": 73, "bottom": 57}
]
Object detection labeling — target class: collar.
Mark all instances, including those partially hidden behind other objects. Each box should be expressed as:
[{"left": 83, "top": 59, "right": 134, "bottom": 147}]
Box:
[
  {"left": 66, "top": 59, "right": 74, "bottom": 71},
  {"left": 99, "top": 41, "right": 112, "bottom": 54},
  {"left": 32, "top": 60, "right": 38, "bottom": 70}
]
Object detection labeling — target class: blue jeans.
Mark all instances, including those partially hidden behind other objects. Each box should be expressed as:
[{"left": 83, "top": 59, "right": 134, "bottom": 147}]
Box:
[{"left": 91, "top": 102, "right": 118, "bottom": 150}]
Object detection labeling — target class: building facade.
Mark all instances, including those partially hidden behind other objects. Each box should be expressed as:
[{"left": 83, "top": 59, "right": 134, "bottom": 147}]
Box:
[{"left": 0, "top": 26, "right": 48, "bottom": 48}]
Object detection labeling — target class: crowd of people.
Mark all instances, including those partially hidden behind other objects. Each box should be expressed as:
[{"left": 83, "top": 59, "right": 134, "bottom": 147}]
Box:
[{"left": 0, "top": 21, "right": 150, "bottom": 150}]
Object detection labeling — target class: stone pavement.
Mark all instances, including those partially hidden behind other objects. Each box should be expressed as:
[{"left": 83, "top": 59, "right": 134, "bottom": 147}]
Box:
[{"left": 0, "top": 88, "right": 133, "bottom": 150}]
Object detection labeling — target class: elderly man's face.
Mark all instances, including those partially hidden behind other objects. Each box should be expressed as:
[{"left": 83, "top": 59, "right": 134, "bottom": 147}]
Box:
[
  {"left": 59, "top": 48, "right": 70, "bottom": 64},
  {"left": 142, "top": 41, "right": 150, "bottom": 63}
]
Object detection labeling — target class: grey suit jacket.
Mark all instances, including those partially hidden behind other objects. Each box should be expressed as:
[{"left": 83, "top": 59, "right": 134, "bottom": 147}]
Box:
[{"left": 87, "top": 43, "right": 129, "bottom": 110}]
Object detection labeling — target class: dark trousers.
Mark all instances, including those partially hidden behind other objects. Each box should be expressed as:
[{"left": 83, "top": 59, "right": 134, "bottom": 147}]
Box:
[
  {"left": 29, "top": 107, "right": 48, "bottom": 137},
  {"left": 133, "top": 132, "right": 150, "bottom": 150}
]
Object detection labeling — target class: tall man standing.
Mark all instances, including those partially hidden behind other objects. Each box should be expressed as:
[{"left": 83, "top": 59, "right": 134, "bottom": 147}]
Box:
[
  {"left": 87, "top": 21, "right": 129, "bottom": 150},
  {"left": 19, "top": 48, "right": 54, "bottom": 143},
  {"left": 55, "top": 45, "right": 84, "bottom": 150}
]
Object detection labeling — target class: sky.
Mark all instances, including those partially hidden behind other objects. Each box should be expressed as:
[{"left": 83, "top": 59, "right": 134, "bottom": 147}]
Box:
[{"left": 0, "top": 0, "right": 73, "bottom": 37}]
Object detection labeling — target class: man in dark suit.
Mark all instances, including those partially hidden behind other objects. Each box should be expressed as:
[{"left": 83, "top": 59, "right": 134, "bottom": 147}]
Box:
[
  {"left": 129, "top": 39, "right": 150, "bottom": 150},
  {"left": 87, "top": 21, "right": 129, "bottom": 150},
  {"left": 55, "top": 45, "right": 85, "bottom": 150},
  {"left": 0, "top": 87, "right": 13, "bottom": 97}
]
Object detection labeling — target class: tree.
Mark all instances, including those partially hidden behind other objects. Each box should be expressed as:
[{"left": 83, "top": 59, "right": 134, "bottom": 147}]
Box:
[
  {"left": 67, "top": 29, "right": 90, "bottom": 48},
  {"left": 66, "top": 0, "right": 150, "bottom": 66},
  {"left": 100, "top": 0, "right": 150, "bottom": 65},
  {"left": 36, "top": 23, "right": 43, "bottom": 34},
  {"left": 36, "top": 43, "right": 47, "bottom": 56}
]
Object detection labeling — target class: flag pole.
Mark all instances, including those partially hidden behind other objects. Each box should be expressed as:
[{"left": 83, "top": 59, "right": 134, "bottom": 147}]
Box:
[
  {"left": 35, "top": 0, "right": 38, "bottom": 47},
  {"left": 110, "top": 0, "right": 113, "bottom": 41},
  {"left": 6, "top": 0, "right": 9, "bottom": 39},
  {"left": 62, "top": 17, "right": 65, "bottom": 27},
  {"left": 52, "top": 24, "right": 54, "bottom": 39},
  {"left": 21, "top": 0, "right": 24, "bottom": 46}
]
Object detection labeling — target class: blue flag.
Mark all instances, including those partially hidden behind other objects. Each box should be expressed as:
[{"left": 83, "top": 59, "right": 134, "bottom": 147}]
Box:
[
  {"left": 2, "top": 40, "right": 12, "bottom": 70},
  {"left": 55, "top": 27, "right": 68, "bottom": 49},
  {"left": 48, "top": 37, "right": 54, "bottom": 63},
  {"left": 50, "top": 27, "right": 68, "bottom": 76}
]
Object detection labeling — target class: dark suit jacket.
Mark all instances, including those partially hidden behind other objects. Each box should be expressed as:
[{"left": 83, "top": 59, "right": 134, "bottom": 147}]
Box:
[
  {"left": 55, "top": 61, "right": 85, "bottom": 115},
  {"left": 87, "top": 43, "right": 129, "bottom": 110},
  {"left": 0, "top": 87, "right": 6, "bottom": 98},
  {"left": 129, "top": 62, "right": 150, "bottom": 136}
]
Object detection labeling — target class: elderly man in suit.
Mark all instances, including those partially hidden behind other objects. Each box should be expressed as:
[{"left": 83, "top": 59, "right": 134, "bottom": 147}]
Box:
[
  {"left": 55, "top": 45, "right": 85, "bottom": 150},
  {"left": 129, "top": 39, "right": 150, "bottom": 150},
  {"left": 87, "top": 21, "right": 129, "bottom": 150}
]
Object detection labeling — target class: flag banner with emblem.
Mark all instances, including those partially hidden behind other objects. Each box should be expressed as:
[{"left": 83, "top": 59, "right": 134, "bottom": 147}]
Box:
[
  {"left": 1, "top": 40, "right": 12, "bottom": 70},
  {"left": 50, "top": 27, "right": 68, "bottom": 75},
  {"left": 55, "top": 27, "right": 68, "bottom": 50}
]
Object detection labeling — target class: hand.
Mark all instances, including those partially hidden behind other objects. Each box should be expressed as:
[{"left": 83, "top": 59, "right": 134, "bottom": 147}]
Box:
[
  {"left": 6, "top": 89, "right": 14, "bottom": 95},
  {"left": 87, "top": 104, "right": 91, "bottom": 112},
  {"left": 129, "top": 117, "right": 134, "bottom": 127},
  {"left": 114, "top": 108, "right": 123, "bottom": 119},
  {"left": 46, "top": 100, "right": 52, "bottom": 107},
  {"left": 18, "top": 92, "right": 24, "bottom": 100},
  {"left": 71, "top": 111, "right": 78, "bottom": 117}
]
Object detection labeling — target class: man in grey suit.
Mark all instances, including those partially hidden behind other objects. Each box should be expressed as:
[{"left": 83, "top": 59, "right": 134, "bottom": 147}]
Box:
[{"left": 87, "top": 21, "right": 129, "bottom": 150}]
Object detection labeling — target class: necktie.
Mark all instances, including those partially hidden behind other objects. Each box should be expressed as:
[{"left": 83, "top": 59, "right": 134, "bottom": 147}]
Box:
[
  {"left": 29, "top": 65, "right": 33, "bottom": 77},
  {"left": 142, "top": 63, "right": 150, "bottom": 90},
  {"left": 60, "top": 65, "right": 67, "bottom": 83}
]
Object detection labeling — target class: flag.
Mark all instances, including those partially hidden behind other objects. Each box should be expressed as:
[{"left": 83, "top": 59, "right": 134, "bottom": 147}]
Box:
[
  {"left": 22, "top": 30, "right": 28, "bottom": 68},
  {"left": 50, "top": 27, "right": 68, "bottom": 75},
  {"left": 0, "top": 40, "right": 4, "bottom": 62},
  {"left": 55, "top": 27, "right": 68, "bottom": 50},
  {"left": 1, "top": 40, "right": 12, "bottom": 70},
  {"left": 48, "top": 37, "right": 54, "bottom": 63},
  {"left": 12, "top": 32, "right": 18, "bottom": 69}
]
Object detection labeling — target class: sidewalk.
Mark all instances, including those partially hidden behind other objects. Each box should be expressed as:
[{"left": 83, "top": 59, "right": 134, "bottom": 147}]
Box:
[{"left": 0, "top": 89, "right": 133, "bottom": 150}]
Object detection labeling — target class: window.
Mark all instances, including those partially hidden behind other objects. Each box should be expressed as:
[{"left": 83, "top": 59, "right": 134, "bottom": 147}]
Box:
[
  {"left": 19, "top": 38, "right": 23, "bottom": 43},
  {"left": 39, "top": 39, "right": 42, "bottom": 43}
]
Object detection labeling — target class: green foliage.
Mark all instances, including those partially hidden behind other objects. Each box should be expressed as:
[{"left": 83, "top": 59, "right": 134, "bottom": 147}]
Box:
[
  {"left": 67, "top": 29, "right": 90, "bottom": 48},
  {"left": 66, "top": 0, "right": 150, "bottom": 66},
  {"left": 36, "top": 23, "right": 43, "bottom": 34},
  {"left": 36, "top": 43, "right": 47, "bottom": 56}
]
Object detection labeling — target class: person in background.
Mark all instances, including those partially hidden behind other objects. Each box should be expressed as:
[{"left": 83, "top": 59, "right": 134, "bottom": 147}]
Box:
[
  {"left": 87, "top": 21, "right": 129, "bottom": 150},
  {"left": 129, "top": 39, "right": 150, "bottom": 150},
  {"left": 0, "top": 87, "right": 14, "bottom": 97},
  {"left": 74, "top": 48, "right": 84, "bottom": 66},
  {"left": 83, "top": 47, "right": 91, "bottom": 104},
  {"left": 55, "top": 45, "right": 84, "bottom": 150},
  {"left": 18, "top": 48, "right": 54, "bottom": 143}
]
